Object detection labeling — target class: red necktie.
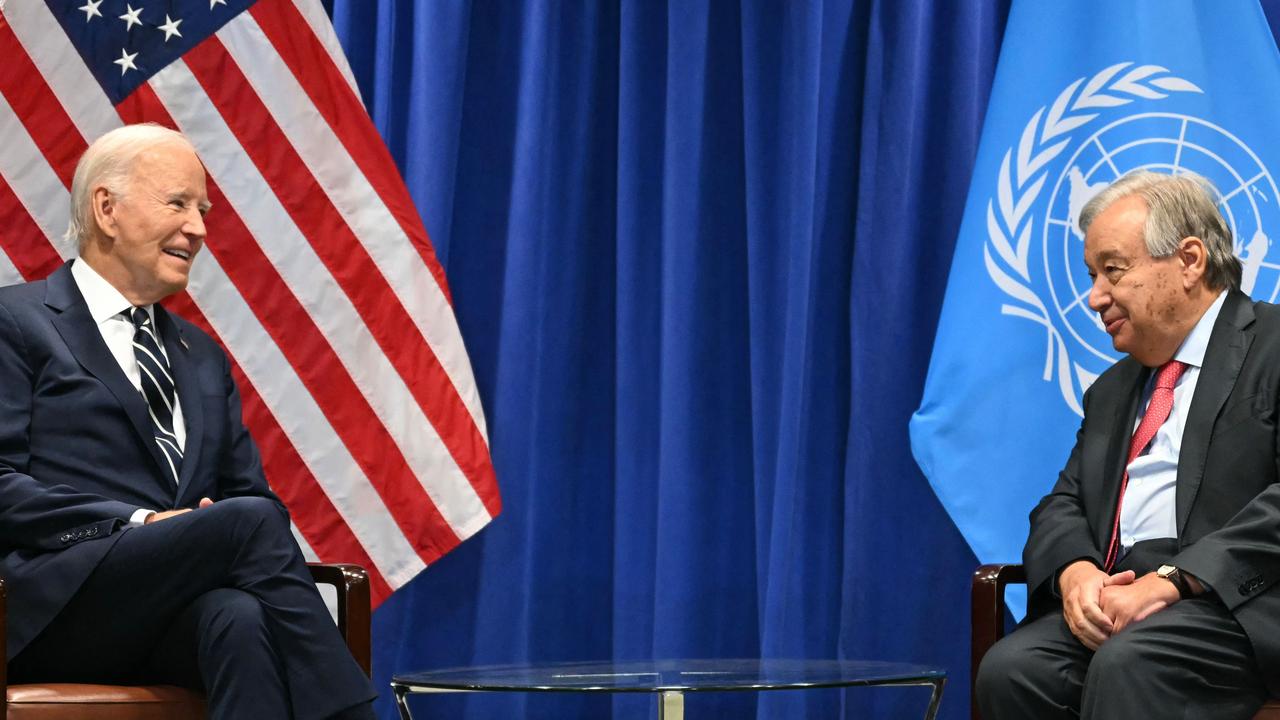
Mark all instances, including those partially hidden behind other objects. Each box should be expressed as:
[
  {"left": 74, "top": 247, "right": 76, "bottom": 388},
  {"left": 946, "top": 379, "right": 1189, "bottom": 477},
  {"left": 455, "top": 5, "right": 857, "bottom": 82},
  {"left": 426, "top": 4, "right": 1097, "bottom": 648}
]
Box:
[{"left": 1102, "top": 360, "right": 1188, "bottom": 571}]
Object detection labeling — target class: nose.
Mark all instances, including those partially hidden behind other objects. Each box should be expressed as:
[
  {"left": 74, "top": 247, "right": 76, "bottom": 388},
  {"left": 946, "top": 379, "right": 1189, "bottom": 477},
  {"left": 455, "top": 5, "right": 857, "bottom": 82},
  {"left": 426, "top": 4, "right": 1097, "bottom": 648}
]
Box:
[
  {"left": 1088, "top": 275, "right": 1109, "bottom": 313},
  {"left": 184, "top": 206, "right": 207, "bottom": 242}
]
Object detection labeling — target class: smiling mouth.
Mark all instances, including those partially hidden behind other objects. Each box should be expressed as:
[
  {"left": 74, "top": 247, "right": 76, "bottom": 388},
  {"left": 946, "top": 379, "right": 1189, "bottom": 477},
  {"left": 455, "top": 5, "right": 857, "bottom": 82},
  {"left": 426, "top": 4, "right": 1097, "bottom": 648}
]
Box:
[{"left": 163, "top": 249, "right": 192, "bottom": 262}]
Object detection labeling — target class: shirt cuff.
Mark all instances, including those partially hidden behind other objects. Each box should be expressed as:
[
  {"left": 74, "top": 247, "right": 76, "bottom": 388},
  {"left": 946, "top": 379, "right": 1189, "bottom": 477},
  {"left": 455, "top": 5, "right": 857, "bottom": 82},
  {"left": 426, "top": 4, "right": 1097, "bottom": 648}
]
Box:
[{"left": 129, "top": 508, "right": 155, "bottom": 526}]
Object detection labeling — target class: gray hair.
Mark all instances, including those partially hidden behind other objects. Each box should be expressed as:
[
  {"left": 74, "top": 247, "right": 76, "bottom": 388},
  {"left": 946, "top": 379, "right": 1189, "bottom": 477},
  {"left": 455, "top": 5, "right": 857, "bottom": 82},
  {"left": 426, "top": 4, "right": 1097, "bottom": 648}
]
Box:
[
  {"left": 1078, "top": 170, "right": 1242, "bottom": 291},
  {"left": 65, "top": 123, "right": 196, "bottom": 249}
]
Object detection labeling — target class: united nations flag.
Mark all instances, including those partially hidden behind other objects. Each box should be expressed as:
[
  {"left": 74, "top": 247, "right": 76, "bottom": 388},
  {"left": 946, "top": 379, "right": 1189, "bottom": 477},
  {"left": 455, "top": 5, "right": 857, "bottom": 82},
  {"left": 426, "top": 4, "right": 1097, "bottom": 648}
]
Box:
[{"left": 909, "top": 0, "right": 1280, "bottom": 617}]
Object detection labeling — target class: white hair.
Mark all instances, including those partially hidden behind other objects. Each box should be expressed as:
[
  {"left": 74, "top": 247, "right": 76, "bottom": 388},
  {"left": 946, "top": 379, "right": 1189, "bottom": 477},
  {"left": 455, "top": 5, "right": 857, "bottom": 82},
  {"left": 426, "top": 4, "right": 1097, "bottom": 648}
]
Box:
[
  {"left": 65, "top": 123, "right": 196, "bottom": 249},
  {"left": 1078, "top": 170, "right": 1241, "bottom": 291}
]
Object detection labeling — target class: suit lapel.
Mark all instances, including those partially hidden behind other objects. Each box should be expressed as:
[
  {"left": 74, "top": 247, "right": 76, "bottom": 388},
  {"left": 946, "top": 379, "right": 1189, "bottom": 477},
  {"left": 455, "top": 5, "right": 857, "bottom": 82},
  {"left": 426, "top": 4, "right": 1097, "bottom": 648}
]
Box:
[
  {"left": 155, "top": 305, "right": 204, "bottom": 505},
  {"left": 45, "top": 263, "right": 173, "bottom": 495},
  {"left": 1176, "top": 290, "right": 1255, "bottom": 536},
  {"left": 1095, "top": 359, "right": 1148, "bottom": 552}
]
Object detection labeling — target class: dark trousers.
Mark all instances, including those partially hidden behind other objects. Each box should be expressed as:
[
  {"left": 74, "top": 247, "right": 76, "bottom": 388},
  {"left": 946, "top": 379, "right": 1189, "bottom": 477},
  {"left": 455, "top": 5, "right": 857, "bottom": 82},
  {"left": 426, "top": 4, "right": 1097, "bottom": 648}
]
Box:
[
  {"left": 10, "top": 496, "right": 375, "bottom": 720},
  {"left": 976, "top": 542, "right": 1268, "bottom": 720}
]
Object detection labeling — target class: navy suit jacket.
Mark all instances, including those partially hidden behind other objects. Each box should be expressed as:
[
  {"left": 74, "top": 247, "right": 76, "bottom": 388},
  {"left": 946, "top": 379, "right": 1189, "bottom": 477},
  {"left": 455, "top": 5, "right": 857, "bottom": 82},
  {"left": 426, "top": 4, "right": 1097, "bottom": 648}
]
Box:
[
  {"left": 0, "top": 262, "right": 280, "bottom": 659},
  {"left": 1024, "top": 290, "right": 1280, "bottom": 692}
]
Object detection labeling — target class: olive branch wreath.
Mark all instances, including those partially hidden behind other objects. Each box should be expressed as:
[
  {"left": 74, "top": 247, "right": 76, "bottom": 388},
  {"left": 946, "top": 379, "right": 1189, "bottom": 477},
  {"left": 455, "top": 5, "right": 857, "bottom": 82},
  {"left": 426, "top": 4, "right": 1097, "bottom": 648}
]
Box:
[{"left": 983, "top": 62, "right": 1201, "bottom": 415}]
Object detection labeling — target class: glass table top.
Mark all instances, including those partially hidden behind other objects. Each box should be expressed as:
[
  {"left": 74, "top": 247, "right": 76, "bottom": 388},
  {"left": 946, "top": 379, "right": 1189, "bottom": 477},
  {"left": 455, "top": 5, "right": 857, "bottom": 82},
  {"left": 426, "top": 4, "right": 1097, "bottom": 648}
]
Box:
[{"left": 392, "top": 658, "right": 945, "bottom": 693}]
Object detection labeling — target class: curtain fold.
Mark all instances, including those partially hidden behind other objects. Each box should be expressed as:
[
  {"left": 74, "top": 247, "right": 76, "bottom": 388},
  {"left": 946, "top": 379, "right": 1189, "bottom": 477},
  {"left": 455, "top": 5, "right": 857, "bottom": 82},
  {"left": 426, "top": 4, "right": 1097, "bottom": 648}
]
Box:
[{"left": 328, "top": 1, "right": 1010, "bottom": 717}]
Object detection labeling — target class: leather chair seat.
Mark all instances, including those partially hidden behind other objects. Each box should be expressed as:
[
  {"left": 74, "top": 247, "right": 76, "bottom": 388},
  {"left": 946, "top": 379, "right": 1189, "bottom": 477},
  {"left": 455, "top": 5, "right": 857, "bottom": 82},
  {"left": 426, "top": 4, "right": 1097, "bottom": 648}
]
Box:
[
  {"left": 0, "top": 563, "right": 370, "bottom": 719},
  {"left": 6, "top": 684, "right": 204, "bottom": 720}
]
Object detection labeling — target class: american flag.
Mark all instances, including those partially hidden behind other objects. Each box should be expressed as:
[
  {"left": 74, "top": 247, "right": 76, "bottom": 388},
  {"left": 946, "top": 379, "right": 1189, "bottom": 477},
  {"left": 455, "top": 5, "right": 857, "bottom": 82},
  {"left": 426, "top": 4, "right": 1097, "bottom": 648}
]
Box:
[{"left": 0, "top": 0, "right": 500, "bottom": 605}]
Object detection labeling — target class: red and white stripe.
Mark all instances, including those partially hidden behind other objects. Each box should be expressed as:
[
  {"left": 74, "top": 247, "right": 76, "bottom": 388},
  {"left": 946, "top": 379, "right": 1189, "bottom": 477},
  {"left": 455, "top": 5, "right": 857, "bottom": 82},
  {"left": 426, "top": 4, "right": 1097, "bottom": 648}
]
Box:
[{"left": 0, "top": 0, "right": 500, "bottom": 606}]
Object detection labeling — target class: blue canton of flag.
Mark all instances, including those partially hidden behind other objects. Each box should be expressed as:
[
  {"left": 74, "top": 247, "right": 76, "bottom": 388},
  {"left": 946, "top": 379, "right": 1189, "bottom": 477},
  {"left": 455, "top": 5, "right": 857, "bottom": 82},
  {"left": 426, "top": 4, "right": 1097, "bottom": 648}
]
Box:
[
  {"left": 910, "top": 0, "right": 1280, "bottom": 617},
  {"left": 47, "top": 0, "right": 254, "bottom": 104}
]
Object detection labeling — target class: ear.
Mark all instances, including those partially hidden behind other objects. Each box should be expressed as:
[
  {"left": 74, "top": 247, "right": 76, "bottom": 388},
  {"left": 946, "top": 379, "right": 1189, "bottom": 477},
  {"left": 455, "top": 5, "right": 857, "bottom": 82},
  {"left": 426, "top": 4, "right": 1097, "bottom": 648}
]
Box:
[
  {"left": 1176, "top": 236, "right": 1207, "bottom": 289},
  {"left": 90, "top": 186, "right": 119, "bottom": 239}
]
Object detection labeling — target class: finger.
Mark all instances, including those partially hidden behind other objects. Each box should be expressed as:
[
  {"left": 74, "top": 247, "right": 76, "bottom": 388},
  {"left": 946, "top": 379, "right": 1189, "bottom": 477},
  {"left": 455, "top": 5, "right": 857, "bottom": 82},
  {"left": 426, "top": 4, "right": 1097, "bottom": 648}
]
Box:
[
  {"left": 1070, "top": 619, "right": 1106, "bottom": 650},
  {"left": 1080, "top": 601, "right": 1115, "bottom": 635},
  {"left": 1066, "top": 604, "right": 1110, "bottom": 650},
  {"left": 1111, "top": 614, "right": 1128, "bottom": 635},
  {"left": 1104, "top": 570, "right": 1136, "bottom": 586},
  {"left": 146, "top": 508, "right": 190, "bottom": 524},
  {"left": 198, "top": 497, "right": 214, "bottom": 508},
  {"left": 1064, "top": 602, "right": 1085, "bottom": 636}
]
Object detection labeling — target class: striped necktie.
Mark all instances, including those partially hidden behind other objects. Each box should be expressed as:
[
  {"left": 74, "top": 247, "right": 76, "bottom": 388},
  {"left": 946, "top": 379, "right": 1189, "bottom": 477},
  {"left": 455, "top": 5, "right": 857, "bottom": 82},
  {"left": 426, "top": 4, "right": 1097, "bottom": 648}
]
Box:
[{"left": 128, "top": 307, "right": 182, "bottom": 485}]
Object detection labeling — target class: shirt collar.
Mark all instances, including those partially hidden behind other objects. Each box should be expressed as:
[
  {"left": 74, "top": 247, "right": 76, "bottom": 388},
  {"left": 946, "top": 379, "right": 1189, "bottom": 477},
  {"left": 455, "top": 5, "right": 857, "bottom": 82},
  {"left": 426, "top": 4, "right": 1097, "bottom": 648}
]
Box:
[
  {"left": 1171, "top": 290, "right": 1228, "bottom": 370},
  {"left": 70, "top": 258, "right": 152, "bottom": 325}
]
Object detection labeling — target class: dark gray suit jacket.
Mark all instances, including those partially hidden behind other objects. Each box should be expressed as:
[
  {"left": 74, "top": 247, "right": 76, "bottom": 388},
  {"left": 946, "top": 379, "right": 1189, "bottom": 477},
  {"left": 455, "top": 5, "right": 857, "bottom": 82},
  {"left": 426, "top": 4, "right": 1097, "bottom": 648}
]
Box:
[
  {"left": 1024, "top": 289, "right": 1280, "bottom": 691},
  {"left": 0, "top": 261, "right": 280, "bottom": 658}
]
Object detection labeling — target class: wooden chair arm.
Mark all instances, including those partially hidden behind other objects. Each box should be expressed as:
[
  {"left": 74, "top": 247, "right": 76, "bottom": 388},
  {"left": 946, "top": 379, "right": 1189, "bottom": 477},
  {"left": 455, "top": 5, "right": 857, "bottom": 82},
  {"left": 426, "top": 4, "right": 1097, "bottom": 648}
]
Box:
[
  {"left": 307, "top": 563, "right": 372, "bottom": 677},
  {"left": 971, "top": 563, "right": 1024, "bottom": 720}
]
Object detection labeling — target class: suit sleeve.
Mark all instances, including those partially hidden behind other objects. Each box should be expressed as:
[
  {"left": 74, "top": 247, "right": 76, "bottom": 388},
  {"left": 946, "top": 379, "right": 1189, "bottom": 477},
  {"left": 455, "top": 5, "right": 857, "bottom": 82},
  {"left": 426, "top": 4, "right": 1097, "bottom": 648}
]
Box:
[
  {"left": 0, "top": 302, "right": 136, "bottom": 550},
  {"left": 209, "top": 345, "right": 287, "bottom": 515},
  {"left": 1171, "top": 412, "right": 1280, "bottom": 611},
  {"left": 1023, "top": 383, "right": 1106, "bottom": 604},
  {"left": 1174, "top": 483, "right": 1280, "bottom": 610}
]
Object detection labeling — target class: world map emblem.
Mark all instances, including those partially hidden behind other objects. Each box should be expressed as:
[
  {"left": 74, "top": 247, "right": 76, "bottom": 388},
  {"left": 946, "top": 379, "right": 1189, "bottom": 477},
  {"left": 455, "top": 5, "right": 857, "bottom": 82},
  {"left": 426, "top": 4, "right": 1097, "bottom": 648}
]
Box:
[{"left": 984, "top": 62, "right": 1280, "bottom": 414}]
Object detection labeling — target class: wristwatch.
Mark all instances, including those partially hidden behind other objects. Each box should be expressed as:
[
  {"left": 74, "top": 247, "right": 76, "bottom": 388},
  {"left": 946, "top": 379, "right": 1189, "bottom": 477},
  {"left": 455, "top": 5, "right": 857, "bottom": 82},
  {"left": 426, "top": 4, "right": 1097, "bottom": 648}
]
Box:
[{"left": 1156, "top": 564, "right": 1193, "bottom": 599}]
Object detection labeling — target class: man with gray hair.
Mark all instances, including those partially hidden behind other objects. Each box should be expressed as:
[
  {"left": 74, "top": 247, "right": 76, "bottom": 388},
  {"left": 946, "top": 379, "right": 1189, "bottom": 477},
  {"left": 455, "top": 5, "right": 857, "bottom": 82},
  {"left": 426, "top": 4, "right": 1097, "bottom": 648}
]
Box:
[
  {"left": 0, "top": 124, "right": 375, "bottom": 718},
  {"left": 977, "top": 171, "right": 1280, "bottom": 718}
]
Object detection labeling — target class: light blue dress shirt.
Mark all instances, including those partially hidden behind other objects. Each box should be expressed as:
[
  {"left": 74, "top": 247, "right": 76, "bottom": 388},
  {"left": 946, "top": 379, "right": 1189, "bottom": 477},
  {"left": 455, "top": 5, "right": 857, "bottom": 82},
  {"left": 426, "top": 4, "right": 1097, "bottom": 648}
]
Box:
[{"left": 1119, "top": 290, "right": 1228, "bottom": 553}]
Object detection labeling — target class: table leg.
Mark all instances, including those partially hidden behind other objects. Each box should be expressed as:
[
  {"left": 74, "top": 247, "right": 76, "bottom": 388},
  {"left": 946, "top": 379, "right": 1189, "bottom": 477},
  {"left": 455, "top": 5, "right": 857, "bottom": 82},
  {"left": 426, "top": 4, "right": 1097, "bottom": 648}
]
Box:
[
  {"left": 393, "top": 684, "right": 414, "bottom": 720},
  {"left": 658, "top": 690, "right": 684, "bottom": 720},
  {"left": 923, "top": 677, "right": 946, "bottom": 720}
]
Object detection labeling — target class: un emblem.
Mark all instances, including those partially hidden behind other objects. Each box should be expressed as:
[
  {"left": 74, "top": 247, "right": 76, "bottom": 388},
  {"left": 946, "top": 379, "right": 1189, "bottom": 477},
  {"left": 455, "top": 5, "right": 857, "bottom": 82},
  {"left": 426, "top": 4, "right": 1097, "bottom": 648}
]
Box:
[{"left": 984, "top": 63, "right": 1280, "bottom": 414}]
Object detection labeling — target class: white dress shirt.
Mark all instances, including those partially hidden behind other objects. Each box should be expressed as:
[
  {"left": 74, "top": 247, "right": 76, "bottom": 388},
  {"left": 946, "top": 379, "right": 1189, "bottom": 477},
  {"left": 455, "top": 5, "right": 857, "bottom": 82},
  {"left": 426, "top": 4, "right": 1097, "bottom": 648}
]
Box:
[
  {"left": 1118, "top": 290, "right": 1228, "bottom": 553},
  {"left": 71, "top": 259, "right": 187, "bottom": 523}
]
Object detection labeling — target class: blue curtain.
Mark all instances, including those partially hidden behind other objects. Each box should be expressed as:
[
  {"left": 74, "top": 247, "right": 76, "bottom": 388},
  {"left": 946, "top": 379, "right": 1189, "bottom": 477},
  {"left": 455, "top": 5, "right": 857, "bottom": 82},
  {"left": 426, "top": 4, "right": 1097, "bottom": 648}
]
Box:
[{"left": 326, "top": 1, "right": 1010, "bottom": 718}]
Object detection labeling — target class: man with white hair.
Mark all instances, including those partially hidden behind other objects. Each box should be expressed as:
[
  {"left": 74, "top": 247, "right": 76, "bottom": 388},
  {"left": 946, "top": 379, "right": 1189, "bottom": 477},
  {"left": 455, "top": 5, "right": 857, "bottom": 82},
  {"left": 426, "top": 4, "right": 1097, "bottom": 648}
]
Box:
[
  {"left": 977, "top": 171, "right": 1280, "bottom": 719},
  {"left": 0, "top": 124, "right": 375, "bottom": 719}
]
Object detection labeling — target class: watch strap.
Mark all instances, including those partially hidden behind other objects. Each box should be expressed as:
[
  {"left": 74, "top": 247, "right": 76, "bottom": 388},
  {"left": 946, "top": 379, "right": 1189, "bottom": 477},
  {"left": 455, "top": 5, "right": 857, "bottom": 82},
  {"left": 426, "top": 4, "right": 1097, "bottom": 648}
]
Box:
[{"left": 1161, "top": 566, "right": 1193, "bottom": 599}]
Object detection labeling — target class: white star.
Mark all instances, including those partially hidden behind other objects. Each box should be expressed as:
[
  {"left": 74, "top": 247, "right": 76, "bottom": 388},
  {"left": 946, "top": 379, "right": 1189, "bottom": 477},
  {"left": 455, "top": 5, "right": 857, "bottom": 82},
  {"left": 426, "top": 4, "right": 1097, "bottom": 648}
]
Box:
[
  {"left": 119, "top": 4, "right": 143, "bottom": 31},
  {"left": 113, "top": 48, "right": 139, "bottom": 75},
  {"left": 78, "top": 0, "right": 103, "bottom": 21},
  {"left": 158, "top": 14, "right": 183, "bottom": 42},
  {"left": 210, "top": 0, "right": 227, "bottom": 8}
]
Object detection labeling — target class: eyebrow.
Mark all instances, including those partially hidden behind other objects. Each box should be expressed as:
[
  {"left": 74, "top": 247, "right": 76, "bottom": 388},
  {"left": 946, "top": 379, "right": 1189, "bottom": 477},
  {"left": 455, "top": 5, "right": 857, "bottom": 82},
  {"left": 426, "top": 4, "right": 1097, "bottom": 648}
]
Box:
[
  {"left": 167, "top": 191, "right": 212, "bottom": 213},
  {"left": 1087, "top": 249, "right": 1126, "bottom": 264}
]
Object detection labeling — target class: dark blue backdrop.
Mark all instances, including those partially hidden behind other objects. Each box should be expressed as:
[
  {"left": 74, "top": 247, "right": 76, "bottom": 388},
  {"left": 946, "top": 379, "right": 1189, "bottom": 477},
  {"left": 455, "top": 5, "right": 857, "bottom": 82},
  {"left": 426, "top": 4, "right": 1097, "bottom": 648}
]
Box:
[
  {"left": 322, "top": 1, "right": 1009, "bottom": 718},
  {"left": 319, "top": 2, "right": 1280, "bottom": 719}
]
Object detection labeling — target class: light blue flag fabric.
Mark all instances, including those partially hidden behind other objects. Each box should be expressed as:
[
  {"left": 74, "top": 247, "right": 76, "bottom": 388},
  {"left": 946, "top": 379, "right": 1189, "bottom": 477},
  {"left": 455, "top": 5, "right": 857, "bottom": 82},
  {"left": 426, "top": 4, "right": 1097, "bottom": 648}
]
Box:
[{"left": 910, "top": 0, "right": 1280, "bottom": 618}]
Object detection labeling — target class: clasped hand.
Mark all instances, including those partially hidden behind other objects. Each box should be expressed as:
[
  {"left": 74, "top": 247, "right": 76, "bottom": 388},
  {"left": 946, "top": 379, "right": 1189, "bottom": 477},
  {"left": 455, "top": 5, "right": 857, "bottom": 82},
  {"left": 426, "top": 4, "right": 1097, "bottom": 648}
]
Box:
[
  {"left": 1058, "top": 560, "right": 1181, "bottom": 650},
  {"left": 144, "top": 497, "right": 215, "bottom": 524}
]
